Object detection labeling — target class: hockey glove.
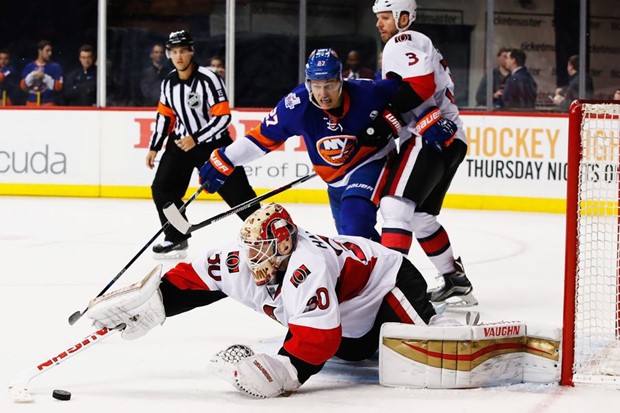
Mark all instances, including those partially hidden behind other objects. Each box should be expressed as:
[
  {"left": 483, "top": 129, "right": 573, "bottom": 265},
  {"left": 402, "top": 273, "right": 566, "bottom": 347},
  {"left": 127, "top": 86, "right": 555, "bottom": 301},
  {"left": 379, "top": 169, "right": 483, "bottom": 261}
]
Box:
[
  {"left": 357, "top": 107, "right": 403, "bottom": 147},
  {"left": 208, "top": 346, "right": 301, "bottom": 398},
  {"left": 87, "top": 265, "right": 166, "bottom": 340},
  {"left": 199, "top": 147, "right": 234, "bottom": 193},
  {"left": 413, "top": 106, "right": 457, "bottom": 153}
]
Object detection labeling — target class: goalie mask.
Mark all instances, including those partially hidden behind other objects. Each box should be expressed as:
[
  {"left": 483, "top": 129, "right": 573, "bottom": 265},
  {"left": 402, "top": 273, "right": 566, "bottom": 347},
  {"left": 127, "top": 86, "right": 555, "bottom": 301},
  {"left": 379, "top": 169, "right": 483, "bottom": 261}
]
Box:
[
  {"left": 372, "top": 0, "right": 417, "bottom": 31},
  {"left": 239, "top": 203, "right": 298, "bottom": 286}
]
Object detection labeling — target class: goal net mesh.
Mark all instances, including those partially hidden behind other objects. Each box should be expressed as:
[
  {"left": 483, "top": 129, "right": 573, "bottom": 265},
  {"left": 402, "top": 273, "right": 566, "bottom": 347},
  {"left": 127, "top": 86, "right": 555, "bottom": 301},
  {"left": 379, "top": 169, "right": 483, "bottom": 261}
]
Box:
[{"left": 572, "top": 102, "right": 620, "bottom": 385}]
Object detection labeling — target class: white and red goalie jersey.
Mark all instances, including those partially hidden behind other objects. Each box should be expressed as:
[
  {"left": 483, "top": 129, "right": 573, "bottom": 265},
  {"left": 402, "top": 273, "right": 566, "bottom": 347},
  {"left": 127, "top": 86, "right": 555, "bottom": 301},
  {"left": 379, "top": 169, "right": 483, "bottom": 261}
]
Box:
[
  {"left": 162, "top": 229, "right": 403, "bottom": 367},
  {"left": 381, "top": 30, "right": 466, "bottom": 146}
]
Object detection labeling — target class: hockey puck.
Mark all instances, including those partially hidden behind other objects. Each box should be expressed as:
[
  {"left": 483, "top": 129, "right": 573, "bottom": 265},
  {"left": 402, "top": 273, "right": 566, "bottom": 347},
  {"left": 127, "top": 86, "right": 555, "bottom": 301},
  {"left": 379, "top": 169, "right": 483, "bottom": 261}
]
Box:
[{"left": 52, "top": 389, "right": 71, "bottom": 401}]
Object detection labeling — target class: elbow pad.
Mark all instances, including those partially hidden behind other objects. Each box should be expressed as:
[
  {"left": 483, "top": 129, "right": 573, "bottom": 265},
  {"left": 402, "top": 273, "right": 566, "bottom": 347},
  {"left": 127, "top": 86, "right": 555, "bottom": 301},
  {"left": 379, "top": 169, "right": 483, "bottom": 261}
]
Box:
[{"left": 391, "top": 81, "right": 425, "bottom": 115}]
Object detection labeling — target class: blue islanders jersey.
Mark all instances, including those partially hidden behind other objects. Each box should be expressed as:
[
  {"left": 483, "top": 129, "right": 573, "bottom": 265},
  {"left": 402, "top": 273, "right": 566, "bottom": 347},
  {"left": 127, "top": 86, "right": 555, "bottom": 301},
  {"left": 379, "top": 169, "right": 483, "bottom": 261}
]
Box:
[
  {"left": 245, "top": 79, "right": 399, "bottom": 185},
  {"left": 20, "top": 61, "right": 64, "bottom": 104}
]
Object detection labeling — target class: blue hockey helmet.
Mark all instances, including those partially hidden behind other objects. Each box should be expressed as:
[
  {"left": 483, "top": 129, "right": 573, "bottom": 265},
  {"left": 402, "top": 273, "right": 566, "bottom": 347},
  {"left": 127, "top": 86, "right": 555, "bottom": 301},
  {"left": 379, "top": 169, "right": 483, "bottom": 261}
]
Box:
[{"left": 305, "top": 48, "right": 342, "bottom": 84}]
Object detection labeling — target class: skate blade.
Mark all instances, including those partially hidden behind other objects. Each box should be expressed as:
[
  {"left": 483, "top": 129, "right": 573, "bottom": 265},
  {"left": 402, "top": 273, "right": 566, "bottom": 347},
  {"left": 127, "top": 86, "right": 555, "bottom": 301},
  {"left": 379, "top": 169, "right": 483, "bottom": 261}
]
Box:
[
  {"left": 440, "top": 292, "right": 479, "bottom": 308},
  {"left": 153, "top": 250, "right": 187, "bottom": 260}
]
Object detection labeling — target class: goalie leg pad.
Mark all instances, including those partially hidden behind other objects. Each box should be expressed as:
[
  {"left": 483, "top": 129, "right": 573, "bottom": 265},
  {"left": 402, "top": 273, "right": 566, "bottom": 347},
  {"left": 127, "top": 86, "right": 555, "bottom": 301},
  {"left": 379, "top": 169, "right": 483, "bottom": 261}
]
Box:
[
  {"left": 87, "top": 265, "right": 166, "bottom": 340},
  {"left": 379, "top": 322, "right": 561, "bottom": 389}
]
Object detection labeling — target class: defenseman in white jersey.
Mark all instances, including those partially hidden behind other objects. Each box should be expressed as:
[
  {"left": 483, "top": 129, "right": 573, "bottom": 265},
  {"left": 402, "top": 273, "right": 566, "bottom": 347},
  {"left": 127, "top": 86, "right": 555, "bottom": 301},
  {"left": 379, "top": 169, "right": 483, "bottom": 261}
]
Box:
[
  {"left": 360, "top": 0, "right": 476, "bottom": 306},
  {"left": 88, "top": 203, "right": 448, "bottom": 398}
]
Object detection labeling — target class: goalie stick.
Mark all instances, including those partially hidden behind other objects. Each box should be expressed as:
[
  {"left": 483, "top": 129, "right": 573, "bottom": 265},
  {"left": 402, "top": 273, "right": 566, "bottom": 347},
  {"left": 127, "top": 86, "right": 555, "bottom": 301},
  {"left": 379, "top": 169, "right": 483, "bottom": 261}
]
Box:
[
  {"left": 8, "top": 323, "right": 126, "bottom": 403},
  {"left": 164, "top": 173, "right": 318, "bottom": 234},
  {"left": 67, "top": 182, "right": 208, "bottom": 325}
]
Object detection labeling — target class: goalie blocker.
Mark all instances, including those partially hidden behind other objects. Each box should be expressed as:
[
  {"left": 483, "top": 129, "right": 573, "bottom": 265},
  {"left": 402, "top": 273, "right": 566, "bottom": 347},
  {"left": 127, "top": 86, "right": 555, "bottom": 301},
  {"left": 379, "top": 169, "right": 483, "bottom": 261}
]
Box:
[{"left": 379, "top": 321, "right": 561, "bottom": 388}]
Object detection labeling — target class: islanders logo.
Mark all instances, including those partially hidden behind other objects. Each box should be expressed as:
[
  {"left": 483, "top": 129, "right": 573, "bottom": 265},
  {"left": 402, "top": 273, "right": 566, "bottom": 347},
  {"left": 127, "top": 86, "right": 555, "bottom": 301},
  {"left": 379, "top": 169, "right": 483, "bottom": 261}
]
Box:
[{"left": 316, "top": 135, "right": 357, "bottom": 166}]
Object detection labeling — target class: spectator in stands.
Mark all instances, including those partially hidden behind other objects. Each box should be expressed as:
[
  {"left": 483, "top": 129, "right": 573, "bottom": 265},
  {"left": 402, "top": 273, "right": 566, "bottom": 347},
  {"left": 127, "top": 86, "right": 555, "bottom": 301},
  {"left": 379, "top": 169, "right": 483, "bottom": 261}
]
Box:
[
  {"left": 20, "top": 40, "right": 64, "bottom": 106},
  {"left": 0, "top": 49, "right": 19, "bottom": 106},
  {"left": 342, "top": 50, "right": 375, "bottom": 80},
  {"left": 475, "top": 47, "right": 510, "bottom": 107},
  {"left": 208, "top": 55, "right": 225, "bottom": 80},
  {"left": 552, "top": 55, "right": 594, "bottom": 111},
  {"left": 374, "top": 51, "right": 383, "bottom": 81},
  {"left": 614, "top": 88, "right": 620, "bottom": 101},
  {"left": 500, "top": 48, "right": 537, "bottom": 109},
  {"left": 64, "top": 44, "right": 97, "bottom": 106},
  {"left": 140, "top": 43, "right": 167, "bottom": 107}
]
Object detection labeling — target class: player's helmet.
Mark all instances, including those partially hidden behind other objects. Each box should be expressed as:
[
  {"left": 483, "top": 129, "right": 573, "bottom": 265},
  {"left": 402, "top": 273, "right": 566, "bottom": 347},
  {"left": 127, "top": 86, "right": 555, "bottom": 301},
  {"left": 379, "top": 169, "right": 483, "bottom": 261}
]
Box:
[
  {"left": 372, "top": 0, "right": 417, "bottom": 31},
  {"left": 165, "top": 30, "right": 194, "bottom": 56},
  {"left": 304, "top": 48, "right": 343, "bottom": 95},
  {"left": 239, "top": 203, "right": 298, "bottom": 286}
]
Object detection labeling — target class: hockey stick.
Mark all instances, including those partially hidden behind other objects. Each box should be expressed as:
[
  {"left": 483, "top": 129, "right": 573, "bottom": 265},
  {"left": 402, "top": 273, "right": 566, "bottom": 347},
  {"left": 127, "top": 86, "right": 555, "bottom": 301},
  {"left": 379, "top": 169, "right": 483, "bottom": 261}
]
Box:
[
  {"left": 67, "top": 182, "right": 208, "bottom": 325},
  {"left": 8, "top": 323, "right": 126, "bottom": 403},
  {"left": 164, "top": 173, "right": 318, "bottom": 235}
]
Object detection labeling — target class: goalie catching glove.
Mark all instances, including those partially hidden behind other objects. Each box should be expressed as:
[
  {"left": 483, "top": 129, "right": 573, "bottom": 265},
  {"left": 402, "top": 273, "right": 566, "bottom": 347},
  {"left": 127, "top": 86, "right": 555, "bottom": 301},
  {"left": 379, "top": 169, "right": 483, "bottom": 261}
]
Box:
[
  {"left": 199, "top": 148, "right": 234, "bottom": 193},
  {"left": 413, "top": 106, "right": 457, "bottom": 153},
  {"left": 357, "top": 107, "right": 403, "bottom": 147},
  {"left": 208, "top": 344, "right": 301, "bottom": 398},
  {"left": 87, "top": 265, "right": 166, "bottom": 340}
]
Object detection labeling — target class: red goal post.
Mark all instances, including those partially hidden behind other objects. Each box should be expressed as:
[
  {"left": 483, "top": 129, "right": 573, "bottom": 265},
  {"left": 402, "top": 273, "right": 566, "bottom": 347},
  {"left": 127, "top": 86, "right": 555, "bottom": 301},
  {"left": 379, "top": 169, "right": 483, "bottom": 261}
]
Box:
[{"left": 562, "top": 100, "right": 620, "bottom": 387}]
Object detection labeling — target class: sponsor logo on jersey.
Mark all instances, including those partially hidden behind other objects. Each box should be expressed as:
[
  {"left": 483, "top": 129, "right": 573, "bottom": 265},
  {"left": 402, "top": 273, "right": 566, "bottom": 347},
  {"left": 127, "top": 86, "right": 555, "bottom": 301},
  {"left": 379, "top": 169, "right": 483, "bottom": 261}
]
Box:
[
  {"left": 316, "top": 135, "right": 357, "bottom": 166},
  {"left": 346, "top": 182, "right": 374, "bottom": 192},
  {"left": 394, "top": 33, "right": 412, "bottom": 43},
  {"left": 186, "top": 92, "right": 202, "bottom": 108},
  {"left": 284, "top": 92, "right": 301, "bottom": 109},
  {"left": 226, "top": 251, "right": 240, "bottom": 273},
  {"left": 290, "top": 264, "right": 311, "bottom": 288}
]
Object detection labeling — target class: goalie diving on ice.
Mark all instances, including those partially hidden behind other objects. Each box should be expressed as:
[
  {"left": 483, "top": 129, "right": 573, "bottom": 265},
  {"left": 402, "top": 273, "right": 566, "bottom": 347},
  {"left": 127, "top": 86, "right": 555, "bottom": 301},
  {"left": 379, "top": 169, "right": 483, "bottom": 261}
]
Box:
[
  {"left": 88, "top": 203, "right": 453, "bottom": 398},
  {"left": 86, "top": 203, "right": 561, "bottom": 398}
]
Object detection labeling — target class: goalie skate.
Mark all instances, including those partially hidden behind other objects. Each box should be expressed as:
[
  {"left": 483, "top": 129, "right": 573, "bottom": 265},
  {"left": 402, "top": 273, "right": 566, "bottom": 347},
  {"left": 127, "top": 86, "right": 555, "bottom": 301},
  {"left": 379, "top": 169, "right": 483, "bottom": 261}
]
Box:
[
  {"left": 427, "top": 257, "right": 478, "bottom": 307},
  {"left": 152, "top": 239, "right": 188, "bottom": 260}
]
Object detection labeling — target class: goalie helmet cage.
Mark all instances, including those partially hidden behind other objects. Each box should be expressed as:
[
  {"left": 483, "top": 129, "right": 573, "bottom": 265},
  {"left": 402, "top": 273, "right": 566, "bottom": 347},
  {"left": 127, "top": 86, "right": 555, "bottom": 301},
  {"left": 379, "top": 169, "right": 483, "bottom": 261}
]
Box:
[{"left": 562, "top": 100, "right": 620, "bottom": 387}]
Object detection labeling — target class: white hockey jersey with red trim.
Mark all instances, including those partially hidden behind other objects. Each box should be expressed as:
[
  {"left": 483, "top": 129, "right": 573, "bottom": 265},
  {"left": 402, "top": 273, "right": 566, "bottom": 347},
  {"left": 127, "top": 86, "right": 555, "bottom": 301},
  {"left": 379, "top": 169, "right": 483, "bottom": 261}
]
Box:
[
  {"left": 169, "top": 229, "right": 403, "bottom": 340},
  {"left": 381, "top": 30, "right": 466, "bottom": 145}
]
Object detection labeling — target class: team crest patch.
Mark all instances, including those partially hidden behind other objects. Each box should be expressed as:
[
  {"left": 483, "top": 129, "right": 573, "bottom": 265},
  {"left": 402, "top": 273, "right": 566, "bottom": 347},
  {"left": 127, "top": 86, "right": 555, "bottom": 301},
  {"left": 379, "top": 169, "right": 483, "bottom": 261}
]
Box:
[
  {"left": 263, "top": 305, "right": 279, "bottom": 322},
  {"left": 290, "top": 264, "right": 311, "bottom": 288},
  {"left": 186, "top": 92, "right": 202, "bottom": 108},
  {"left": 226, "top": 251, "right": 240, "bottom": 273},
  {"left": 284, "top": 93, "right": 301, "bottom": 109},
  {"left": 316, "top": 135, "right": 357, "bottom": 166}
]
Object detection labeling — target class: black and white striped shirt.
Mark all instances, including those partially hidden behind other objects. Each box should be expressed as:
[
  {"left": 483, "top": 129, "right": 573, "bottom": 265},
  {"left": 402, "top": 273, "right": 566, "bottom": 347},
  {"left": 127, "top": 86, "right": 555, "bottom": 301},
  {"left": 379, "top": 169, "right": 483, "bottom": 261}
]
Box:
[{"left": 149, "top": 64, "right": 231, "bottom": 150}]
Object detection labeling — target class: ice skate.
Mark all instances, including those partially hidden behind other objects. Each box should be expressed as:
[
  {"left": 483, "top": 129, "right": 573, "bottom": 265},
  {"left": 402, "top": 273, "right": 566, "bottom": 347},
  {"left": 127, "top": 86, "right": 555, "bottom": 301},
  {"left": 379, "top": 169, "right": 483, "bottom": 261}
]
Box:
[
  {"left": 427, "top": 257, "right": 478, "bottom": 307},
  {"left": 152, "top": 239, "right": 188, "bottom": 260}
]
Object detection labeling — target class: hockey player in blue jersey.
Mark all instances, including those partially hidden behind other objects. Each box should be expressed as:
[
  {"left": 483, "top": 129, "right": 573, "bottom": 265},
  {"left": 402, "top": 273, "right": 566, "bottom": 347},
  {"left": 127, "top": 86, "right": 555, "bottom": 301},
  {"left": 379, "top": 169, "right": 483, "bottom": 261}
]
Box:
[{"left": 199, "top": 48, "right": 403, "bottom": 240}]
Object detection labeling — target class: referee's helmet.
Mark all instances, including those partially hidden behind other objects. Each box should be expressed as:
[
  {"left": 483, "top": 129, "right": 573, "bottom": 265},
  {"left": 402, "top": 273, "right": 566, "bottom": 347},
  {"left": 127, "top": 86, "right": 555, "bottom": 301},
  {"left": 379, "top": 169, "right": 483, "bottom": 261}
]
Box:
[{"left": 165, "top": 30, "right": 194, "bottom": 51}]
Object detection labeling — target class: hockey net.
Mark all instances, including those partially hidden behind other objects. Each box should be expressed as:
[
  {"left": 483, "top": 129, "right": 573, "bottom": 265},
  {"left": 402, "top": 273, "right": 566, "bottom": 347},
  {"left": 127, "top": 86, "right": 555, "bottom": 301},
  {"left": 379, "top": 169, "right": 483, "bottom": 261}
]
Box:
[{"left": 562, "top": 101, "right": 620, "bottom": 387}]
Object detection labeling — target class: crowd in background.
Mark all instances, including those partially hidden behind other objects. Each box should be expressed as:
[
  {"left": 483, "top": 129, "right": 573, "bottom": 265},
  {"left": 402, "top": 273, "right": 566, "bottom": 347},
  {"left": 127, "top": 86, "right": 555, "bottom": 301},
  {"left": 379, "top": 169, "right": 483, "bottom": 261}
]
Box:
[
  {"left": 0, "top": 39, "right": 228, "bottom": 108},
  {"left": 1, "top": 39, "right": 618, "bottom": 110}
]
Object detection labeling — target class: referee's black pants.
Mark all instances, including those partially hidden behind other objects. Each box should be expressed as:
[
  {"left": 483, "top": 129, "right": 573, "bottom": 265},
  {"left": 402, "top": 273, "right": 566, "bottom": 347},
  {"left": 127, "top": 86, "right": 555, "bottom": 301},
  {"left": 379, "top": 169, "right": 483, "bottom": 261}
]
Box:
[{"left": 151, "top": 135, "right": 259, "bottom": 244}]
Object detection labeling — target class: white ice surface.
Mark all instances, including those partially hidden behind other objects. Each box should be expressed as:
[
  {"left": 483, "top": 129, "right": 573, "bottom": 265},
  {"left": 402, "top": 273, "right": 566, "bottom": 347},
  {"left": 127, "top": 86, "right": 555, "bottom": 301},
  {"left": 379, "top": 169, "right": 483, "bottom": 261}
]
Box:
[{"left": 1, "top": 196, "right": 619, "bottom": 411}]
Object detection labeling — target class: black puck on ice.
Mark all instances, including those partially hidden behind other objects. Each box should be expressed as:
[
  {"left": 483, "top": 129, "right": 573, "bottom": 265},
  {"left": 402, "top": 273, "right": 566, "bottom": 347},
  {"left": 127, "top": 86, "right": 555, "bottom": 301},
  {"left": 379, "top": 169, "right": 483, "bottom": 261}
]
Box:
[{"left": 52, "top": 389, "right": 71, "bottom": 401}]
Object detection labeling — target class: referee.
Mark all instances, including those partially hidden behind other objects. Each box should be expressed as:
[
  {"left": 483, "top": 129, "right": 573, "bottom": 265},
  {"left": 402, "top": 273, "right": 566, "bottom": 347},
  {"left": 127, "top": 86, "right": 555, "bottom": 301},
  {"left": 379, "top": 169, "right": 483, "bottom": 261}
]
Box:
[{"left": 146, "top": 30, "right": 258, "bottom": 258}]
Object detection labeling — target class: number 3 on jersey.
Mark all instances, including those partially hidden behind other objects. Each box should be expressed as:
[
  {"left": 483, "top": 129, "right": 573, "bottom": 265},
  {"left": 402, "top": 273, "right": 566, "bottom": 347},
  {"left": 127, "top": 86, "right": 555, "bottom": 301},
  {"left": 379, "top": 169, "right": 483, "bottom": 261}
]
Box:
[{"left": 405, "top": 52, "right": 419, "bottom": 66}]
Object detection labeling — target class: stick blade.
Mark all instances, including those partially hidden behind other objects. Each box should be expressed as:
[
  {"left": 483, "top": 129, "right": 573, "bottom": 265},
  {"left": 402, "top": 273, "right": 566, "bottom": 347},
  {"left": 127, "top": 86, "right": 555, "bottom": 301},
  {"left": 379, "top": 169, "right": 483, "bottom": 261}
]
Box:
[
  {"left": 163, "top": 203, "right": 191, "bottom": 234},
  {"left": 68, "top": 310, "right": 83, "bottom": 325},
  {"left": 8, "top": 381, "right": 34, "bottom": 403}
]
